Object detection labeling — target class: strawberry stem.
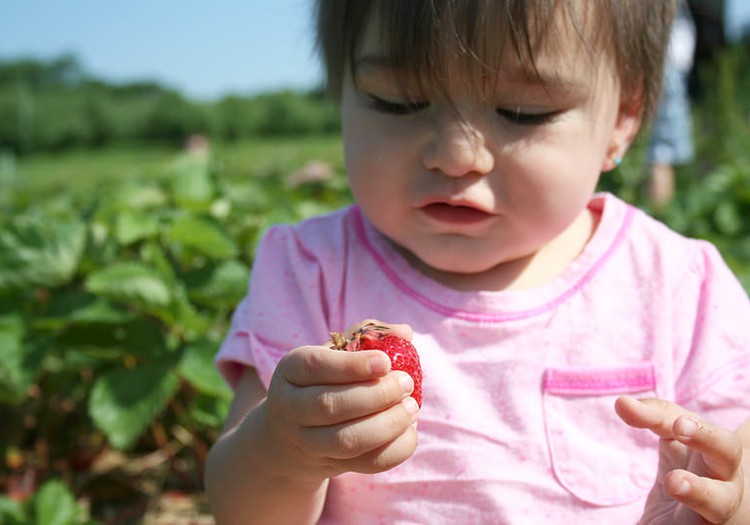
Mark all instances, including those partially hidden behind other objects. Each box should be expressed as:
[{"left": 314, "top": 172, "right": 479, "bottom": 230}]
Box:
[{"left": 329, "top": 323, "right": 390, "bottom": 351}]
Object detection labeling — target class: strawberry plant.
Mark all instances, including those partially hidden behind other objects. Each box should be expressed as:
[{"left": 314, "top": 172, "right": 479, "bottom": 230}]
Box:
[
  {"left": 0, "top": 145, "right": 351, "bottom": 523},
  {"left": 0, "top": 480, "right": 94, "bottom": 525}
]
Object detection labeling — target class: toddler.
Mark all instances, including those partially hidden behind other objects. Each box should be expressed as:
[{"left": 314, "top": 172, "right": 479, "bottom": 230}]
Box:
[{"left": 205, "top": 1, "right": 750, "bottom": 523}]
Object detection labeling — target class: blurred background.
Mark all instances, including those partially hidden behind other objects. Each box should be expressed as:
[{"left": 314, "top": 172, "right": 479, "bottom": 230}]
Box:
[{"left": 1, "top": 1, "right": 750, "bottom": 524}]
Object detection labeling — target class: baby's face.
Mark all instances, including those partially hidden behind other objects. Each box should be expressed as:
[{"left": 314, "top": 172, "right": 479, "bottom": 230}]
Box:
[{"left": 341, "top": 12, "right": 640, "bottom": 291}]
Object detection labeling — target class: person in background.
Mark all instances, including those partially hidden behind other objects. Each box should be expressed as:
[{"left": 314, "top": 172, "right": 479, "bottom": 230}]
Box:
[{"left": 646, "top": 0, "right": 697, "bottom": 210}]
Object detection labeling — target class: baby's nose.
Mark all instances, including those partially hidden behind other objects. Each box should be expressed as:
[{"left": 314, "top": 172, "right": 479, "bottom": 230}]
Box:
[{"left": 422, "top": 117, "right": 494, "bottom": 177}]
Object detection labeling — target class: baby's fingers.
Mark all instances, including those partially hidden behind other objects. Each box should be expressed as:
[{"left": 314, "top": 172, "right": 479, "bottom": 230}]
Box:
[
  {"left": 615, "top": 396, "right": 694, "bottom": 439},
  {"left": 280, "top": 345, "right": 391, "bottom": 387},
  {"left": 308, "top": 396, "right": 419, "bottom": 460},
  {"left": 616, "top": 397, "right": 742, "bottom": 480},
  {"left": 665, "top": 469, "right": 742, "bottom": 524},
  {"left": 291, "top": 371, "right": 415, "bottom": 426},
  {"left": 672, "top": 415, "right": 743, "bottom": 481}
]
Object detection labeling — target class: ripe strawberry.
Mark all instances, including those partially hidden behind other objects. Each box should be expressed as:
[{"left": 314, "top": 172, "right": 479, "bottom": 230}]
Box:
[{"left": 331, "top": 323, "right": 422, "bottom": 407}]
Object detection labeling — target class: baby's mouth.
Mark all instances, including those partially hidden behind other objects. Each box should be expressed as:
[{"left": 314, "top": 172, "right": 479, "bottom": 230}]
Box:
[{"left": 420, "top": 202, "right": 495, "bottom": 225}]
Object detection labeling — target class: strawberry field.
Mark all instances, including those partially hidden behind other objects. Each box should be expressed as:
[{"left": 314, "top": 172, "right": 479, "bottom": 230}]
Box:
[
  {"left": 2, "top": 46, "right": 750, "bottom": 524},
  {"left": 0, "top": 136, "right": 349, "bottom": 523}
]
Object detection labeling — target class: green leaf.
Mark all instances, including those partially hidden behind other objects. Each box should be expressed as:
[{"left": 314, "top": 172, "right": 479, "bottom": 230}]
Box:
[
  {"left": 0, "top": 495, "right": 25, "bottom": 525},
  {"left": 55, "top": 317, "right": 169, "bottom": 361},
  {"left": 110, "top": 182, "right": 168, "bottom": 210},
  {"left": 169, "top": 155, "right": 215, "bottom": 209},
  {"left": 0, "top": 216, "right": 86, "bottom": 291},
  {"left": 224, "top": 178, "right": 272, "bottom": 214},
  {"left": 89, "top": 364, "right": 179, "bottom": 450},
  {"left": 33, "top": 479, "right": 81, "bottom": 525},
  {"left": 186, "top": 259, "right": 250, "bottom": 307},
  {"left": 189, "top": 392, "right": 231, "bottom": 428},
  {"left": 34, "top": 290, "right": 134, "bottom": 332},
  {"left": 164, "top": 290, "right": 213, "bottom": 341},
  {"left": 0, "top": 316, "right": 43, "bottom": 404},
  {"left": 713, "top": 201, "right": 742, "bottom": 236},
  {"left": 115, "top": 210, "right": 160, "bottom": 245},
  {"left": 139, "top": 241, "right": 178, "bottom": 284},
  {"left": 86, "top": 262, "right": 171, "bottom": 308},
  {"left": 167, "top": 215, "right": 238, "bottom": 259},
  {"left": 0, "top": 323, "right": 27, "bottom": 403},
  {"left": 179, "top": 340, "right": 232, "bottom": 399}
]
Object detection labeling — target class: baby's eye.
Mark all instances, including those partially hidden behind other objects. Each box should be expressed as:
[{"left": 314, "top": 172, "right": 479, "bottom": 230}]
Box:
[
  {"left": 497, "top": 108, "right": 558, "bottom": 126},
  {"left": 366, "top": 95, "right": 430, "bottom": 116}
]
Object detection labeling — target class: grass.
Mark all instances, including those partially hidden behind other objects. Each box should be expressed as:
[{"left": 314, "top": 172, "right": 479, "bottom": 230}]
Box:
[
  {"left": 9, "top": 145, "right": 176, "bottom": 198},
  {"left": 5, "top": 135, "right": 345, "bottom": 208},
  {"left": 212, "top": 134, "right": 343, "bottom": 180}
]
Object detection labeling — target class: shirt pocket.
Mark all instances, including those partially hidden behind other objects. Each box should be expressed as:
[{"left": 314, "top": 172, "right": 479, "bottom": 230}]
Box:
[{"left": 542, "top": 363, "right": 659, "bottom": 506}]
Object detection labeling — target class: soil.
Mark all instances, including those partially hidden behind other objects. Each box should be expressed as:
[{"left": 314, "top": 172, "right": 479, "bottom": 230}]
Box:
[{"left": 4, "top": 427, "right": 216, "bottom": 525}]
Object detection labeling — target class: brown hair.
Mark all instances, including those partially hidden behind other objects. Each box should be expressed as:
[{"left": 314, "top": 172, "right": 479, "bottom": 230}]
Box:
[{"left": 315, "top": 0, "right": 676, "bottom": 124}]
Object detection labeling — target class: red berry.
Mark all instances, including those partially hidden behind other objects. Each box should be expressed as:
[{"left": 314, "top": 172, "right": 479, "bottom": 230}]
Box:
[{"left": 331, "top": 324, "right": 423, "bottom": 407}]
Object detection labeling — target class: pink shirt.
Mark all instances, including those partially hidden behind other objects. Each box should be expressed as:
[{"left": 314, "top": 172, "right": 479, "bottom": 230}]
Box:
[{"left": 217, "top": 193, "right": 750, "bottom": 523}]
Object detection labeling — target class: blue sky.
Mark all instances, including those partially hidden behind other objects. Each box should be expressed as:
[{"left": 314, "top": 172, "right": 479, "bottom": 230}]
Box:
[
  {"left": 0, "top": 0, "right": 322, "bottom": 100},
  {"left": 2, "top": 1, "right": 750, "bottom": 102}
]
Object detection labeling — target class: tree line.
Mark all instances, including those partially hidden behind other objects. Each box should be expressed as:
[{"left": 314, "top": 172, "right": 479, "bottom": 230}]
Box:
[{"left": 0, "top": 55, "right": 341, "bottom": 155}]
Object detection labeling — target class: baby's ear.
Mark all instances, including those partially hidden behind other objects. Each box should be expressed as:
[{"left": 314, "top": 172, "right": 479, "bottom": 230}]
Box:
[{"left": 603, "top": 94, "right": 644, "bottom": 172}]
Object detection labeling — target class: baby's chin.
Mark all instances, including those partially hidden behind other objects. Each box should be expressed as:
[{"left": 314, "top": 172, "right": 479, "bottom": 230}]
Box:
[{"left": 403, "top": 249, "right": 527, "bottom": 291}]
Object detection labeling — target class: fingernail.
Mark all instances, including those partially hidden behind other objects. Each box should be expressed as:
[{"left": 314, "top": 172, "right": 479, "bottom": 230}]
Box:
[
  {"left": 674, "top": 478, "right": 691, "bottom": 496},
  {"left": 398, "top": 372, "right": 414, "bottom": 394},
  {"left": 403, "top": 396, "right": 419, "bottom": 417},
  {"left": 677, "top": 417, "right": 699, "bottom": 438}
]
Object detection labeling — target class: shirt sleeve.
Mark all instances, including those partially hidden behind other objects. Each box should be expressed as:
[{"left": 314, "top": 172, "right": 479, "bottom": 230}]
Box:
[
  {"left": 672, "top": 241, "right": 750, "bottom": 431},
  {"left": 215, "top": 223, "right": 334, "bottom": 390}
]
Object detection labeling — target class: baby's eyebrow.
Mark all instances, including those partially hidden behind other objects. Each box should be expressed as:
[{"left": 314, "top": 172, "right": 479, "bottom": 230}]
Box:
[
  {"left": 353, "top": 54, "right": 418, "bottom": 86},
  {"left": 501, "top": 65, "right": 583, "bottom": 90},
  {"left": 354, "top": 54, "right": 402, "bottom": 73}
]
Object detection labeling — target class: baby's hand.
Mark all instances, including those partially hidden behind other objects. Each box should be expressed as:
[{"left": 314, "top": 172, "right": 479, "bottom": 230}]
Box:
[
  {"left": 615, "top": 397, "right": 749, "bottom": 524},
  {"left": 258, "top": 321, "right": 419, "bottom": 485}
]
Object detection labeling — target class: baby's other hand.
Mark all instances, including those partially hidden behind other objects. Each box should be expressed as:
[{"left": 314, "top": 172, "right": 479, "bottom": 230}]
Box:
[
  {"left": 616, "top": 397, "right": 749, "bottom": 524},
  {"left": 259, "top": 326, "right": 419, "bottom": 484}
]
